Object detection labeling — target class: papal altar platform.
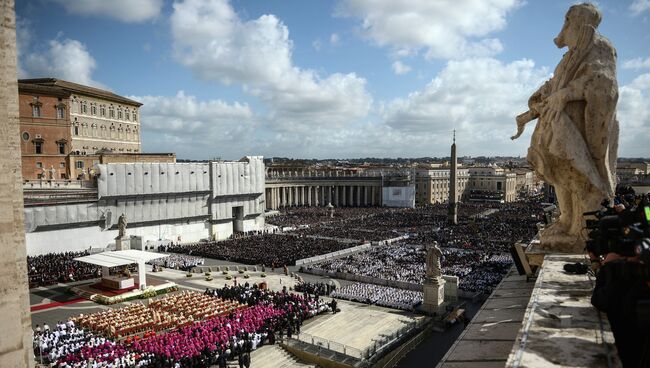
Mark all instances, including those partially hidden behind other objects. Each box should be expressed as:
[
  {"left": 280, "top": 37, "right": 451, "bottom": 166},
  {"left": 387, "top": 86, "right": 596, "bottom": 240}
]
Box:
[
  {"left": 72, "top": 250, "right": 177, "bottom": 303},
  {"left": 70, "top": 275, "right": 175, "bottom": 303}
]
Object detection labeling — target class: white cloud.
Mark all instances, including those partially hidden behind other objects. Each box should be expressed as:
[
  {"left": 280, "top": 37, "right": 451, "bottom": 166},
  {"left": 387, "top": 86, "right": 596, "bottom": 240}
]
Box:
[
  {"left": 391, "top": 61, "right": 411, "bottom": 75},
  {"left": 170, "top": 0, "right": 371, "bottom": 131},
  {"left": 381, "top": 58, "right": 549, "bottom": 154},
  {"left": 617, "top": 73, "right": 650, "bottom": 157},
  {"left": 336, "top": 0, "right": 521, "bottom": 59},
  {"left": 22, "top": 38, "right": 104, "bottom": 88},
  {"left": 53, "top": 0, "right": 163, "bottom": 23},
  {"left": 312, "top": 39, "right": 322, "bottom": 51},
  {"left": 132, "top": 91, "right": 257, "bottom": 158},
  {"left": 330, "top": 33, "right": 340, "bottom": 45},
  {"left": 622, "top": 57, "right": 650, "bottom": 70},
  {"left": 630, "top": 0, "right": 650, "bottom": 15}
]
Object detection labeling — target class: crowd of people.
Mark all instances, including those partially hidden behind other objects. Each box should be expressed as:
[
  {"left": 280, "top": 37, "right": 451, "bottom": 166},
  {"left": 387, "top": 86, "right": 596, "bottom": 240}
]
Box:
[
  {"left": 266, "top": 206, "right": 388, "bottom": 228},
  {"left": 286, "top": 201, "right": 542, "bottom": 248},
  {"left": 27, "top": 251, "right": 100, "bottom": 288},
  {"left": 308, "top": 244, "right": 512, "bottom": 294},
  {"left": 149, "top": 291, "right": 245, "bottom": 321},
  {"left": 294, "top": 281, "right": 335, "bottom": 296},
  {"left": 421, "top": 200, "right": 543, "bottom": 253},
  {"left": 34, "top": 283, "right": 334, "bottom": 367},
  {"left": 331, "top": 283, "right": 423, "bottom": 310},
  {"left": 33, "top": 321, "right": 155, "bottom": 367},
  {"left": 167, "top": 234, "right": 354, "bottom": 267},
  {"left": 147, "top": 254, "right": 205, "bottom": 272},
  {"left": 72, "top": 303, "right": 191, "bottom": 339}
]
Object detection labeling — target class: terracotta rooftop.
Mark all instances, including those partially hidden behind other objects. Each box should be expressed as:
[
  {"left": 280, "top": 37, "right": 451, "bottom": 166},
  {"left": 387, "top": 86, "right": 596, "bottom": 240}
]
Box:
[{"left": 18, "top": 78, "right": 142, "bottom": 106}]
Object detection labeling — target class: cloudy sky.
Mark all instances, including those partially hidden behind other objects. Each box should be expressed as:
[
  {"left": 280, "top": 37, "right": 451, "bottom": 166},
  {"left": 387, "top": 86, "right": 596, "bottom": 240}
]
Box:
[{"left": 16, "top": 0, "right": 650, "bottom": 159}]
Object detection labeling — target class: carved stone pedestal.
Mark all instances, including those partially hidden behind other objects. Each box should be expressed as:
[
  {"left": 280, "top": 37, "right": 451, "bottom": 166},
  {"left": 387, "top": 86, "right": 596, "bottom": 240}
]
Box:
[
  {"left": 422, "top": 277, "right": 446, "bottom": 314},
  {"left": 539, "top": 227, "right": 586, "bottom": 254},
  {"left": 115, "top": 236, "right": 130, "bottom": 251}
]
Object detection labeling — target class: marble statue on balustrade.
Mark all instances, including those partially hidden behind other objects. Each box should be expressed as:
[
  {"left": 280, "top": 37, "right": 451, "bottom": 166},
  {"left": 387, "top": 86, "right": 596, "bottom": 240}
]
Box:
[
  {"left": 511, "top": 3, "right": 618, "bottom": 253},
  {"left": 426, "top": 242, "right": 443, "bottom": 281},
  {"left": 117, "top": 213, "right": 128, "bottom": 238},
  {"left": 115, "top": 214, "right": 130, "bottom": 250},
  {"left": 423, "top": 242, "right": 445, "bottom": 313}
]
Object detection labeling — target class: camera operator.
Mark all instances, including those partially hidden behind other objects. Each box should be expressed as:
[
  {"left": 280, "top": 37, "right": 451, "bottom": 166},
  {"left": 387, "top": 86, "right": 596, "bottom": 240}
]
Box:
[{"left": 588, "top": 194, "right": 650, "bottom": 367}]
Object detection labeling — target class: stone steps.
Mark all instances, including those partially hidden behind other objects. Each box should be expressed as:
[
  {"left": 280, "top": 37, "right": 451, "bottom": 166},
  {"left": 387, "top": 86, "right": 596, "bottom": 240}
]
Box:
[{"left": 237, "top": 344, "right": 316, "bottom": 368}]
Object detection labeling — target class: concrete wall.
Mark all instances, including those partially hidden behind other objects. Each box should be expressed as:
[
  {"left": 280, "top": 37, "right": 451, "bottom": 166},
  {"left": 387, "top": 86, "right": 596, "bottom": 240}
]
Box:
[
  {"left": 98, "top": 162, "right": 211, "bottom": 197},
  {"left": 211, "top": 222, "right": 234, "bottom": 241},
  {"left": 26, "top": 220, "right": 210, "bottom": 255},
  {"left": 0, "top": 0, "right": 34, "bottom": 365}
]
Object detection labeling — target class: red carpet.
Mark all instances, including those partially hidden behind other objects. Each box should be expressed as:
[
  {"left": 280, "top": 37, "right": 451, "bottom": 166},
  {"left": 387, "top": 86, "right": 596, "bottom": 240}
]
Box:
[{"left": 31, "top": 298, "right": 85, "bottom": 312}]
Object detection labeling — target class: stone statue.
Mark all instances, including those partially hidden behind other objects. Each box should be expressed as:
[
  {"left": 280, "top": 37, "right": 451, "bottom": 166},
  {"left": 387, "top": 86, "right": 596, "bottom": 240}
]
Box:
[
  {"left": 117, "top": 214, "right": 127, "bottom": 238},
  {"left": 49, "top": 165, "right": 56, "bottom": 180},
  {"left": 511, "top": 3, "right": 618, "bottom": 252},
  {"left": 426, "top": 242, "right": 443, "bottom": 279}
]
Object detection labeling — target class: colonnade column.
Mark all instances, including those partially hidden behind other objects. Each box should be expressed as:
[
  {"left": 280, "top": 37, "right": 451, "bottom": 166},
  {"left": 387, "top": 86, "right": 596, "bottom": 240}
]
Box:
[
  {"left": 307, "top": 186, "right": 312, "bottom": 206},
  {"left": 334, "top": 186, "right": 339, "bottom": 207},
  {"left": 287, "top": 186, "right": 291, "bottom": 207},
  {"left": 364, "top": 186, "right": 369, "bottom": 206},
  {"left": 342, "top": 186, "right": 347, "bottom": 207},
  {"left": 357, "top": 186, "right": 362, "bottom": 207}
]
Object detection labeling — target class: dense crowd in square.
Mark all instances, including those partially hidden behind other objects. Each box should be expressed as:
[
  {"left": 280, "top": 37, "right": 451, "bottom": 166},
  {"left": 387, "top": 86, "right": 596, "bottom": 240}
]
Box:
[
  {"left": 72, "top": 303, "right": 190, "bottom": 339},
  {"left": 167, "top": 234, "right": 354, "bottom": 267},
  {"left": 331, "top": 283, "right": 423, "bottom": 310},
  {"left": 147, "top": 254, "right": 205, "bottom": 272},
  {"left": 27, "top": 251, "right": 100, "bottom": 288},
  {"left": 307, "top": 245, "right": 511, "bottom": 293},
  {"left": 33, "top": 283, "right": 333, "bottom": 367},
  {"left": 265, "top": 206, "right": 388, "bottom": 228},
  {"left": 148, "top": 291, "right": 245, "bottom": 321}
]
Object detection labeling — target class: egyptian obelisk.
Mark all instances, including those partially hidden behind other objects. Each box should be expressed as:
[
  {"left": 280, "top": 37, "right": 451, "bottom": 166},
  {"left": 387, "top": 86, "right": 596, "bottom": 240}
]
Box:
[{"left": 448, "top": 131, "right": 458, "bottom": 225}]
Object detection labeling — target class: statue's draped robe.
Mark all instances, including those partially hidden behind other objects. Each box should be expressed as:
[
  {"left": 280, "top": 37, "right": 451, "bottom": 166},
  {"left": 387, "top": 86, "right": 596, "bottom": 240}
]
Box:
[{"left": 528, "top": 29, "right": 618, "bottom": 214}]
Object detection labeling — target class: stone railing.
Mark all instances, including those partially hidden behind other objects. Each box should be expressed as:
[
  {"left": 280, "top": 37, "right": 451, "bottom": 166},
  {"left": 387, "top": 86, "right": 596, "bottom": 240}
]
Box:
[{"left": 294, "top": 242, "right": 371, "bottom": 266}]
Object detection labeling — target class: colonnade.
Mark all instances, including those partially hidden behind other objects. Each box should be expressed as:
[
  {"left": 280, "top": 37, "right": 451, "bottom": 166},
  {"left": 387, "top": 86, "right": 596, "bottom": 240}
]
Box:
[{"left": 265, "top": 185, "right": 381, "bottom": 210}]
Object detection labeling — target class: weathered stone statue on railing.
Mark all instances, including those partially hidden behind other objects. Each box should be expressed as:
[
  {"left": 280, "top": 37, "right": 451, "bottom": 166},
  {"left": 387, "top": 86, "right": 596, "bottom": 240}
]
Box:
[
  {"left": 117, "top": 213, "right": 128, "bottom": 238},
  {"left": 425, "top": 242, "right": 442, "bottom": 281},
  {"left": 512, "top": 3, "right": 618, "bottom": 252},
  {"left": 423, "top": 242, "right": 445, "bottom": 313}
]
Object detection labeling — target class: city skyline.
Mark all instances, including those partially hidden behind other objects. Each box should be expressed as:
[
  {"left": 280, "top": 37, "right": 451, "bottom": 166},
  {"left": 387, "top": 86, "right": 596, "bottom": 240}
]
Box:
[{"left": 16, "top": 0, "right": 650, "bottom": 159}]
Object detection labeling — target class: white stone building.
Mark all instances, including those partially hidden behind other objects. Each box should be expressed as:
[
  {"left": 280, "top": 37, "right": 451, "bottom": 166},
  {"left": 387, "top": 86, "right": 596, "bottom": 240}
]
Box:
[{"left": 23, "top": 157, "right": 265, "bottom": 255}]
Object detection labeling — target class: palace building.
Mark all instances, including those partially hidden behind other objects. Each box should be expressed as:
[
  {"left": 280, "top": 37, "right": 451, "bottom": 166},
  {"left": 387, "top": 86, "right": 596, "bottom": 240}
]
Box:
[{"left": 18, "top": 78, "right": 143, "bottom": 180}]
